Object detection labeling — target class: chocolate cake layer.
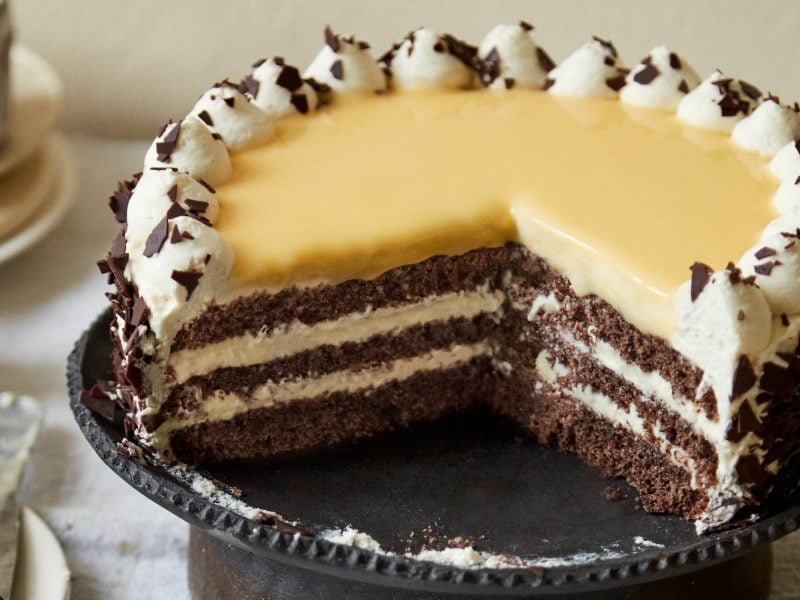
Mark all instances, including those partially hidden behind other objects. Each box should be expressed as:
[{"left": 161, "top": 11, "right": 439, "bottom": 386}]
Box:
[
  {"left": 168, "top": 358, "right": 495, "bottom": 463},
  {"left": 496, "top": 319, "right": 719, "bottom": 489},
  {"left": 161, "top": 313, "right": 499, "bottom": 423},
  {"left": 513, "top": 390, "right": 707, "bottom": 519},
  {"left": 503, "top": 256, "right": 716, "bottom": 417},
  {"left": 172, "top": 245, "right": 515, "bottom": 351}
]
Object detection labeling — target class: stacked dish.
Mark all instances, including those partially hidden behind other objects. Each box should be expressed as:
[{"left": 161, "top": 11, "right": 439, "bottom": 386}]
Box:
[{"left": 0, "top": 44, "right": 74, "bottom": 265}]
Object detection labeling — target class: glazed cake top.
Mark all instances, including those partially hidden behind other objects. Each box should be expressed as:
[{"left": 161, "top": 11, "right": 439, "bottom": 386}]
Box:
[
  {"left": 119, "top": 25, "right": 800, "bottom": 385},
  {"left": 214, "top": 89, "right": 775, "bottom": 339}
]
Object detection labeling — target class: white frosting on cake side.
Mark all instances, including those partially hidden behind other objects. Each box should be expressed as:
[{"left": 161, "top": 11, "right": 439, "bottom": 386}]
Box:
[
  {"left": 673, "top": 266, "right": 772, "bottom": 403},
  {"left": 125, "top": 168, "right": 232, "bottom": 342},
  {"left": 383, "top": 28, "right": 475, "bottom": 90},
  {"left": 620, "top": 45, "right": 700, "bottom": 110},
  {"left": 545, "top": 37, "right": 627, "bottom": 99},
  {"left": 738, "top": 215, "right": 800, "bottom": 315},
  {"left": 189, "top": 83, "right": 274, "bottom": 151},
  {"left": 677, "top": 70, "right": 762, "bottom": 133},
  {"left": 732, "top": 98, "right": 800, "bottom": 157},
  {"left": 770, "top": 139, "right": 800, "bottom": 181},
  {"left": 304, "top": 27, "right": 386, "bottom": 94},
  {"left": 773, "top": 177, "right": 800, "bottom": 214},
  {"left": 143, "top": 118, "right": 232, "bottom": 186},
  {"left": 242, "top": 57, "right": 319, "bottom": 118},
  {"left": 476, "top": 22, "right": 554, "bottom": 90}
]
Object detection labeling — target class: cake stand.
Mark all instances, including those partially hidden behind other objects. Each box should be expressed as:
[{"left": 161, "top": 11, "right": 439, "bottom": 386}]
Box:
[{"left": 69, "top": 310, "right": 800, "bottom": 599}]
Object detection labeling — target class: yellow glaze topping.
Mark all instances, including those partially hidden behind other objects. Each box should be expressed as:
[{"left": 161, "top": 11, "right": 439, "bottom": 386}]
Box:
[{"left": 215, "top": 90, "right": 777, "bottom": 339}]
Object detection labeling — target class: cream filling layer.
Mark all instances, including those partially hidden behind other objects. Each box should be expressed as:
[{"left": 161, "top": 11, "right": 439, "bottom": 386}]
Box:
[
  {"left": 557, "top": 327, "right": 751, "bottom": 513},
  {"left": 566, "top": 384, "right": 704, "bottom": 490},
  {"left": 169, "top": 286, "right": 505, "bottom": 385},
  {"left": 151, "top": 342, "right": 492, "bottom": 445}
]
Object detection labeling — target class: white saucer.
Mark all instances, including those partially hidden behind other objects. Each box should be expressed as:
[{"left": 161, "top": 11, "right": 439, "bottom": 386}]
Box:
[
  {"left": 10, "top": 507, "right": 70, "bottom": 600},
  {"left": 0, "top": 45, "right": 63, "bottom": 178},
  {"left": 0, "top": 134, "right": 76, "bottom": 265}
]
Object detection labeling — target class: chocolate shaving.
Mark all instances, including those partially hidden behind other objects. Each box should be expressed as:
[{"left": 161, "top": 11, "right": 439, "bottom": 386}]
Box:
[
  {"left": 736, "top": 454, "right": 767, "bottom": 488},
  {"left": 239, "top": 74, "right": 260, "bottom": 99},
  {"left": 105, "top": 255, "right": 128, "bottom": 288},
  {"left": 678, "top": 79, "right": 689, "bottom": 94},
  {"left": 603, "top": 55, "right": 615, "bottom": 67},
  {"left": 324, "top": 25, "right": 340, "bottom": 52},
  {"left": 196, "top": 178, "right": 215, "bottom": 194},
  {"left": 605, "top": 74, "right": 626, "bottom": 92},
  {"left": 110, "top": 230, "right": 127, "bottom": 258},
  {"left": 131, "top": 295, "right": 149, "bottom": 327},
  {"left": 718, "top": 94, "right": 745, "bottom": 117},
  {"left": 155, "top": 121, "right": 181, "bottom": 163},
  {"left": 543, "top": 77, "right": 555, "bottom": 91},
  {"left": 252, "top": 58, "right": 267, "bottom": 68},
  {"left": 97, "top": 258, "right": 111, "bottom": 275},
  {"left": 504, "top": 78, "right": 515, "bottom": 90},
  {"left": 330, "top": 59, "right": 344, "bottom": 81},
  {"left": 737, "top": 309, "right": 746, "bottom": 321},
  {"left": 754, "top": 261, "right": 779, "bottom": 276},
  {"left": 668, "top": 52, "right": 682, "bottom": 70},
  {"left": 185, "top": 199, "right": 209, "bottom": 214},
  {"left": 290, "top": 93, "right": 310, "bottom": 114},
  {"left": 223, "top": 96, "right": 235, "bottom": 108},
  {"left": 633, "top": 63, "right": 660, "bottom": 85},
  {"left": 591, "top": 36, "right": 618, "bottom": 58},
  {"left": 143, "top": 217, "right": 169, "bottom": 257},
  {"left": 536, "top": 47, "right": 556, "bottom": 72},
  {"left": 170, "top": 226, "right": 183, "bottom": 244},
  {"left": 690, "top": 262, "right": 712, "bottom": 301},
  {"left": 760, "top": 362, "right": 796, "bottom": 398},
  {"left": 727, "top": 400, "right": 760, "bottom": 442},
  {"left": 754, "top": 246, "right": 776, "bottom": 260},
  {"left": 276, "top": 65, "right": 303, "bottom": 92},
  {"left": 196, "top": 110, "right": 213, "bottom": 127},
  {"left": 167, "top": 184, "right": 178, "bottom": 202},
  {"left": 108, "top": 176, "right": 139, "bottom": 224},
  {"left": 519, "top": 20, "right": 534, "bottom": 31},
  {"left": 79, "top": 383, "right": 119, "bottom": 423},
  {"left": 441, "top": 33, "right": 478, "bottom": 68},
  {"left": 166, "top": 202, "right": 187, "bottom": 220},
  {"left": 731, "top": 355, "right": 757, "bottom": 397},
  {"left": 433, "top": 41, "right": 445, "bottom": 53},
  {"left": 739, "top": 80, "right": 762, "bottom": 100},
  {"left": 477, "top": 47, "right": 501, "bottom": 85},
  {"left": 781, "top": 313, "right": 790, "bottom": 326},
  {"left": 171, "top": 269, "right": 203, "bottom": 300}
]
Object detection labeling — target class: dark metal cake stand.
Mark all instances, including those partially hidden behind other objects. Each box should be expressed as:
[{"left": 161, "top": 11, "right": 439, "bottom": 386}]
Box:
[{"left": 69, "top": 311, "right": 799, "bottom": 599}]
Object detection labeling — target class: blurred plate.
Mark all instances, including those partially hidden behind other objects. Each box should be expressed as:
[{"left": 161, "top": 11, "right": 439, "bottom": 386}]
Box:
[
  {"left": 10, "top": 506, "right": 70, "bottom": 600},
  {"left": 0, "top": 134, "right": 75, "bottom": 265},
  {"left": 0, "top": 45, "right": 63, "bottom": 178}
]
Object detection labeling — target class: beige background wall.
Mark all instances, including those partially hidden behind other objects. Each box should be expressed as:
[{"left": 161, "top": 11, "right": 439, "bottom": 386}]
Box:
[{"left": 13, "top": 0, "right": 800, "bottom": 139}]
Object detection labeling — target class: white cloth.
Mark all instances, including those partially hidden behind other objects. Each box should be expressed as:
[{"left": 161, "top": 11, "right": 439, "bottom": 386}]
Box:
[
  {"left": 0, "top": 133, "right": 797, "bottom": 599},
  {"left": 0, "top": 134, "right": 188, "bottom": 600}
]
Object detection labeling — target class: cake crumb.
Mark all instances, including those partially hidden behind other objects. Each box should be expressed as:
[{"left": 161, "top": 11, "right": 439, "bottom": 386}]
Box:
[{"left": 603, "top": 485, "right": 627, "bottom": 502}]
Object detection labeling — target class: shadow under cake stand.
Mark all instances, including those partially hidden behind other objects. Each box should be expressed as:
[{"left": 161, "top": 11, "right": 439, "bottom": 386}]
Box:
[{"left": 69, "top": 309, "right": 799, "bottom": 600}]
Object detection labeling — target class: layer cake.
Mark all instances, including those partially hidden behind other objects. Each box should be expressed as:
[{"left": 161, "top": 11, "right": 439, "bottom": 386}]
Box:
[{"left": 86, "top": 23, "right": 800, "bottom": 531}]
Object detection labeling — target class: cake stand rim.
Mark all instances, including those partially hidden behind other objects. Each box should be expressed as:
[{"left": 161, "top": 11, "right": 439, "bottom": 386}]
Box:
[{"left": 67, "top": 309, "right": 800, "bottom": 595}]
